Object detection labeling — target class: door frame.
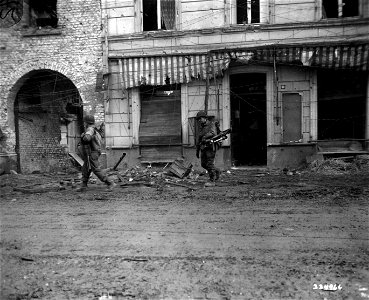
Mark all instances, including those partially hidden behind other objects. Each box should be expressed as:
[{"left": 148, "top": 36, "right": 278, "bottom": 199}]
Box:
[{"left": 224, "top": 65, "right": 274, "bottom": 148}]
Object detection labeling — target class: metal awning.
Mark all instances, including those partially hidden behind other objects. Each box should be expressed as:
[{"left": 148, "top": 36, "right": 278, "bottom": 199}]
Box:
[{"left": 118, "top": 43, "right": 368, "bottom": 89}]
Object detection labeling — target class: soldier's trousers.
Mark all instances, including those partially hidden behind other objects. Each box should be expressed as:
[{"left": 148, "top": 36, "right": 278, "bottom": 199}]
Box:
[
  {"left": 201, "top": 148, "right": 219, "bottom": 181},
  {"left": 81, "top": 151, "right": 109, "bottom": 184}
]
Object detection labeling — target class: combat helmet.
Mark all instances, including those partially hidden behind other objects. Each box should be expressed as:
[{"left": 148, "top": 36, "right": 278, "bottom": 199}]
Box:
[
  {"left": 196, "top": 110, "right": 208, "bottom": 119},
  {"left": 83, "top": 114, "right": 95, "bottom": 125}
]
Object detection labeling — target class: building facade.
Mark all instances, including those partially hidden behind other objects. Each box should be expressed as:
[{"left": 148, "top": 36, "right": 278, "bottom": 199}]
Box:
[
  {"left": 0, "top": 0, "right": 104, "bottom": 173},
  {"left": 101, "top": 0, "right": 369, "bottom": 170}
]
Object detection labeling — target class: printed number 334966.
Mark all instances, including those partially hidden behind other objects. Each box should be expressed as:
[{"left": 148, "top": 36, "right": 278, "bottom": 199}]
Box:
[{"left": 313, "top": 284, "right": 342, "bottom": 291}]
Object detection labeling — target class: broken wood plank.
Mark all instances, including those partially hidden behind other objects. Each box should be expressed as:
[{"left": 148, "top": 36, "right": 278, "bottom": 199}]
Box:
[
  {"left": 164, "top": 181, "right": 198, "bottom": 190},
  {"left": 13, "top": 183, "right": 63, "bottom": 194},
  {"left": 119, "top": 181, "right": 151, "bottom": 187},
  {"left": 13, "top": 186, "right": 62, "bottom": 194},
  {"left": 115, "top": 173, "right": 125, "bottom": 182}
]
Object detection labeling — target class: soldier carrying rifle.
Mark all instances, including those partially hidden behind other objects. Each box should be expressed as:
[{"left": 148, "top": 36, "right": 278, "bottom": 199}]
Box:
[
  {"left": 196, "top": 111, "right": 221, "bottom": 187},
  {"left": 77, "top": 115, "right": 116, "bottom": 192}
]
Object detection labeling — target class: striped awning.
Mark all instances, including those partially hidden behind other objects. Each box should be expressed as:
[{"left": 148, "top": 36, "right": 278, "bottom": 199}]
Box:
[
  {"left": 119, "top": 43, "right": 368, "bottom": 89},
  {"left": 210, "top": 43, "right": 369, "bottom": 77},
  {"left": 119, "top": 54, "right": 209, "bottom": 89}
]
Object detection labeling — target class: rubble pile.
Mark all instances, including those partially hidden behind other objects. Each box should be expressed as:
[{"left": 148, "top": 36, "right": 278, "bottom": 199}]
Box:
[
  {"left": 105, "top": 162, "right": 206, "bottom": 190},
  {"left": 308, "top": 155, "right": 369, "bottom": 175}
]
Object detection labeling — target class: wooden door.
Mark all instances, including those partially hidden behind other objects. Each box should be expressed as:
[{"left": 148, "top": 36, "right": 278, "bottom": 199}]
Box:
[{"left": 282, "top": 93, "right": 302, "bottom": 143}]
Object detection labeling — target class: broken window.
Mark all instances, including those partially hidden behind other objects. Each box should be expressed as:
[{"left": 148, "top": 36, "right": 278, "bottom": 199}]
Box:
[
  {"left": 322, "top": 0, "right": 359, "bottom": 18},
  {"left": 28, "top": 0, "right": 58, "bottom": 28},
  {"left": 142, "top": 0, "right": 175, "bottom": 31},
  {"left": 237, "top": 0, "right": 260, "bottom": 24}
]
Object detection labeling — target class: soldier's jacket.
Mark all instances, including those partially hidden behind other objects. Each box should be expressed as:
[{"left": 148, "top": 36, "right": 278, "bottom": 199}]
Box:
[
  {"left": 198, "top": 121, "right": 217, "bottom": 150},
  {"left": 81, "top": 125, "right": 102, "bottom": 154}
]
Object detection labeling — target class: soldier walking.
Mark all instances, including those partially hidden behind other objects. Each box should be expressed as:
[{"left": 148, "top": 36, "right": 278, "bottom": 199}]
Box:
[
  {"left": 77, "top": 115, "right": 116, "bottom": 191},
  {"left": 196, "top": 111, "right": 221, "bottom": 187}
]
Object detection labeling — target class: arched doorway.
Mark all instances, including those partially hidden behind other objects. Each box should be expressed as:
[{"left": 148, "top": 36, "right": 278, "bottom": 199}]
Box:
[{"left": 14, "top": 70, "right": 83, "bottom": 173}]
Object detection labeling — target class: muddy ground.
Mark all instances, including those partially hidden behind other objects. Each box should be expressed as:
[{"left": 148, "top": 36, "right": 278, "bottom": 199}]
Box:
[{"left": 0, "top": 167, "right": 368, "bottom": 300}]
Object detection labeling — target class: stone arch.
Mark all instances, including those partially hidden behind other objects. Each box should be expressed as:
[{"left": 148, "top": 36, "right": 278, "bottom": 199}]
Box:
[
  {"left": 6, "top": 60, "right": 88, "bottom": 132},
  {"left": 7, "top": 68, "right": 85, "bottom": 173}
]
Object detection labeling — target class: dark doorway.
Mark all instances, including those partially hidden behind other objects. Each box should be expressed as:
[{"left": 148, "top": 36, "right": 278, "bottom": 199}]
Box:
[{"left": 230, "top": 73, "right": 267, "bottom": 166}]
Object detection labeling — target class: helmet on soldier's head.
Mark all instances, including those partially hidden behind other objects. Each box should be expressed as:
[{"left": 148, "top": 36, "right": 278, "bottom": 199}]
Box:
[
  {"left": 196, "top": 111, "right": 207, "bottom": 119},
  {"left": 83, "top": 115, "right": 95, "bottom": 125}
]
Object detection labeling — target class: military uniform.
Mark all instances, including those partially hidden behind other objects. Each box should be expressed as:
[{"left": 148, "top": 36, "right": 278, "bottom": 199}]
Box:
[
  {"left": 197, "top": 119, "right": 220, "bottom": 182},
  {"left": 78, "top": 116, "right": 115, "bottom": 191}
]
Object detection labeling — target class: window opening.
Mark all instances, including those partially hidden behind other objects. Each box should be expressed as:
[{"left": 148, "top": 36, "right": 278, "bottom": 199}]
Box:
[
  {"left": 322, "top": 0, "right": 359, "bottom": 18},
  {"left": 29, "top": 0, "right": 57, "bottom": 28},
  {"left": 142, "top": 0, "right": 175, "bottom": 31},
  {"left": 318, "top": 70, "right": 366, "bottom": 141},
  {"left": 237, "top": 0, "right": 260, "bottom": 24},
  {"left": 342, "top": 0, "right": 359, "bottom": 17}
]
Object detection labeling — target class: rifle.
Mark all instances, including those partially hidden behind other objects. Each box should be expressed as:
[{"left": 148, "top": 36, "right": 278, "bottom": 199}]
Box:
[{"left": 203, "top": 128, "right": 232, "bottom": 145}]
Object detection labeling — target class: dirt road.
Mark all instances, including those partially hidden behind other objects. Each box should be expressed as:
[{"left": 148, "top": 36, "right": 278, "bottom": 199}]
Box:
[{"left": 1, "top": 170, "right": 368, "bottom": 300}]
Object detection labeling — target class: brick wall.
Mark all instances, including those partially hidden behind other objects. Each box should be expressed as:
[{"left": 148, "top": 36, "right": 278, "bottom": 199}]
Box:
[{"left": 0, "top": 0, "right": 104, "bottom": 172}]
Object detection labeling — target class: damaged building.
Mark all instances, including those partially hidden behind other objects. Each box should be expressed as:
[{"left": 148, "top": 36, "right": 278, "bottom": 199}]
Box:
[
  {"left": 1, "top": 0, "right": 368, "bottom": 174},
  {"left": 102, "top": 0, "right": 369, "bottom": 169},
  {"left": 0, "top": 0, "right": 104, "bottom": 173}
]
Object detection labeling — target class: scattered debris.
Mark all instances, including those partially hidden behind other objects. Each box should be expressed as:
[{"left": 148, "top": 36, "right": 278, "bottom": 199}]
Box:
[
  {"left": 167, "top": 158, "right": 193, "bottom": 179},
  {"left": 307, "top": 157, "right": 369, "bottom": 175},
  {"left": 13, "top": 183, "right": 63, "bottom": 194},
  {"left": 103, "top": 162, "right": 205, "bottom": 190},
  {"left": 163, "top": 180, "right": 198, "bottom": 190},
  {"left": 122, "top": 257, "right": 149, "bottom": 262},
  {"left": 20, "top": 257, "right": 34, "bottom": 262}
]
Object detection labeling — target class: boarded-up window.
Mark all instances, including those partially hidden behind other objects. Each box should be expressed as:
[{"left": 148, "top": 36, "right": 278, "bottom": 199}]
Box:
[
  {"left": 139, "top": 86, "right": 182, "bottom": 162},
  {"left": 282, "top": 93, "right": 302, "bottom": 143}
]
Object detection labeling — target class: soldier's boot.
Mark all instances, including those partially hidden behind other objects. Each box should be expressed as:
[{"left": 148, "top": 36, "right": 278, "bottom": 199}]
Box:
[
  {"left": 106, "top": 180, "right": 117, "bottom": 191},
  {"left": 215, "top": 169, "right": 221, "bottom": 181},
  {"left": 205, "top": 176, "right": 216, "bottom": 187},
  {"left": 76, "top": 181, "right": 88, "bottom": 192},
  {"left": 205, "top": 181, "right": 215, "bottom": 187}
]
